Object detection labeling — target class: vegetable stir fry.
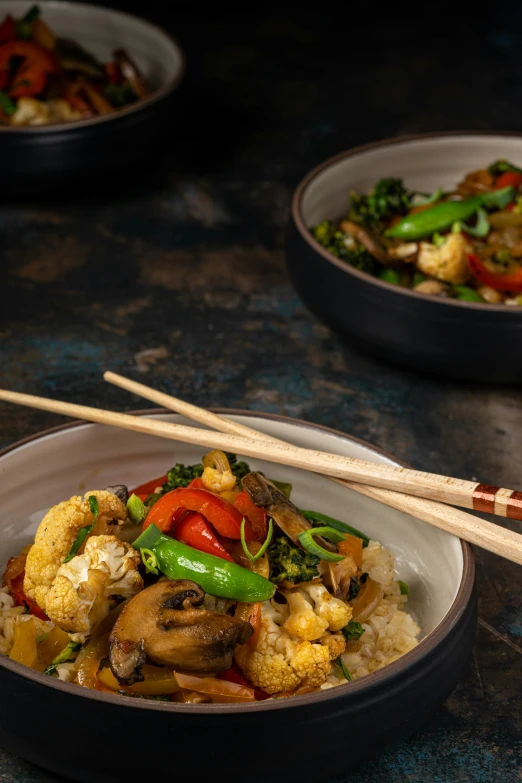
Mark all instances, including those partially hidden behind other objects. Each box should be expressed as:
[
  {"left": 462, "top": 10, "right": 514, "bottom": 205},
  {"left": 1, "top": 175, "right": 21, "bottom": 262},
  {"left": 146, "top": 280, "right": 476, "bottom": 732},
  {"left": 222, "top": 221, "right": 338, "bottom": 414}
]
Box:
[
  {"left": 0, "top": 451, "right": 418, "bottom": 702},
  {"left": 0, "top": 5, "right": 147, "bottom": 126},
  {"left": 311, "top": 161, "right": 522, "bottom": 305}
]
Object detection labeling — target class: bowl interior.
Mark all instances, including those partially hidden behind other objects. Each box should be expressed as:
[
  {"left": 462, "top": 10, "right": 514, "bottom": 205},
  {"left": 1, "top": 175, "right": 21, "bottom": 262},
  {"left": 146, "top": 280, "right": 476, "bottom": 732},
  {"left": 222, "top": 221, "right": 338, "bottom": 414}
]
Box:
[
  {"left": 0, "top": 0, "right": 183, "bottom": 91},
  {"left": 0, "top": 412, "right": 463, "bottom": 639},
  {"left": 301, "top": 134, "right": 522, "bottom": 225}
]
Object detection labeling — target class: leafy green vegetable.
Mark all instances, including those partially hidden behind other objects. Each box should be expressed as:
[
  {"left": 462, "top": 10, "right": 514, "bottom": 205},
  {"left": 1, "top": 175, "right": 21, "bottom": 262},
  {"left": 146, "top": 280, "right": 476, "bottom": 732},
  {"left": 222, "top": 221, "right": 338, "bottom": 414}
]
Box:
[
  {"left": 310, "top": 221, "right": 379, "bottom": 275},
  {"left": 127, "top": 493, "right": 147, "bottom": 525},
  {"left": 104, "top": 82, "right": 136, "bottom": 108},
  {"left": 349, "top": 178, "right": 411, "bottom": 228},
  {"left": 412, "top": 271, "right": 426, "bottom": 286},
  {"left": 0, "top": 92, "right": 16, "bottom": 116},
  {"left": 398, "top": 580, "right": 409, "bottom": 596},
  {"left": 268, "top": 535, "right": 320, "bottom": 584},
  {"left": 63, "top": 495, "right": 98, "bottom": 563},
  {"left": 453, "top": 286, "right": 483, "bottom": 303},
  {"left": 342, "top": 620, "right": 365, "bottom": 641},
  {"left": 335, "top": 657, "right": 353, "bottom": 681},
  {"left": 241, "top": 517, "right": 273, "bottom": 563},
  {"left": 378, "top": 268, "right": 400, "bottom": 285},
  {"left": 44, "top": 641, "right": 81, "bottom": 676},
  {"left": 140, "top": 548, "right": 159, "bottom": 575},
  {"left": 488, "top": 159, "right": 522, "bottom": 177}
]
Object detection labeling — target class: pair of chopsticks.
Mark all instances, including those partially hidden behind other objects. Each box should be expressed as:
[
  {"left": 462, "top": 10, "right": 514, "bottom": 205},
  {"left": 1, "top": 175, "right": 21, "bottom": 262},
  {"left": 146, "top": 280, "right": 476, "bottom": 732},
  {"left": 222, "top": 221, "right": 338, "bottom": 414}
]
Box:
[{"left": 0, "top": 374, "right": 522, "bottom": 566}]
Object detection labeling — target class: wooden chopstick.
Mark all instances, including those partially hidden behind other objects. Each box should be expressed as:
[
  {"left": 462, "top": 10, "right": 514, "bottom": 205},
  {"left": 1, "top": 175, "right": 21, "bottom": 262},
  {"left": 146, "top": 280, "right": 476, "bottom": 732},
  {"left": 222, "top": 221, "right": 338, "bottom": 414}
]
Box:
[
  {"left": 1, "top": 384, "right": 522, "bottom": 528},
  {"left": 103, "top": 371, "right": 522, "bottom": 565}
]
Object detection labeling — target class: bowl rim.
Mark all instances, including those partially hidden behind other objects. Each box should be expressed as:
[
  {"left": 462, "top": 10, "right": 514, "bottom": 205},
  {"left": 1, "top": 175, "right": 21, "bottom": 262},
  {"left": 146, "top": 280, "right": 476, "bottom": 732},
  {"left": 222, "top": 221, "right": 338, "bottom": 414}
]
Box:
[
  {"left": 0, "top": 0, "right": 185, "bottom": 134},
  {"left": 0, "top": 408, "right": 475, "bottom": 713},
  {"left": 291, "top": 130, "right": 522, "bottom": 314}
]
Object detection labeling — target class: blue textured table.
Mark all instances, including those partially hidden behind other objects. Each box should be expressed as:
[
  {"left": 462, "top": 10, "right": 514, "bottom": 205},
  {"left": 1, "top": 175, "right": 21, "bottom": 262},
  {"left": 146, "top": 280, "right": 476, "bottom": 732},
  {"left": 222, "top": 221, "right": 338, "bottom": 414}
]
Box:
[{"left": 1, "top": 3, "right": 522, "bottom": 780}]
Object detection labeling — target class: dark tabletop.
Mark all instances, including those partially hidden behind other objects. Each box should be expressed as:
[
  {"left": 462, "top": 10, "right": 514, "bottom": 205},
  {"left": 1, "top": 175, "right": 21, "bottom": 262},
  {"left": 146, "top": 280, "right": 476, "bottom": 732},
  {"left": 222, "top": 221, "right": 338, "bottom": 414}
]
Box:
[{"left": 1, "top": 3, "right": 522, "bottom": 781}]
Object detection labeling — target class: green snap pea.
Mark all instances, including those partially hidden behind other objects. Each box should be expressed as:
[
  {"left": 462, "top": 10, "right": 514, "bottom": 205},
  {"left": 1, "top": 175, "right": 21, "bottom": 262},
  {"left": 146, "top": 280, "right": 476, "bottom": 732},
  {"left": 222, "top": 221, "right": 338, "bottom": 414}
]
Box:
[{"left": 378, "top": 268, "right": 400, "bottom": 285}]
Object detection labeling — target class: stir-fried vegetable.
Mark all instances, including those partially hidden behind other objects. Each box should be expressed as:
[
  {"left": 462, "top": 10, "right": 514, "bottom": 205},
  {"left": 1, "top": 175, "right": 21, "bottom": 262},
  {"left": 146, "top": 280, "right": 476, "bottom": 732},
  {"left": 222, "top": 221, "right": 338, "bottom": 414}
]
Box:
[
  {"left": 133, "top": 524, "right": 275, "bottom": 602},
  {"left": 310, "top": 162, "right": 522, "bottom": 304},
  {"left": 297, "top": 526, "right": 345, "bottom": 563},
  {"left": 0, "top": 5, "right": 148, "bottom": 126},
  {"left": 268, "top": 535, "right": 320, "bottom": 583}
]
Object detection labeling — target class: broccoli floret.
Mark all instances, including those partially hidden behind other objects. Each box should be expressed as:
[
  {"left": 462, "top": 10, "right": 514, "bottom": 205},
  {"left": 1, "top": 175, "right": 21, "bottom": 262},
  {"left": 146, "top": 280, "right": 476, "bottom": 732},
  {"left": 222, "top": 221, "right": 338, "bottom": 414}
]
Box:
[
  {"left": 488, "top": 160, "right": 522, "bottom": 177},
  {"left": 268, "top": 535, "right": 320, "bottom": 584},
  {"left": 310, "top": 221, "right": 378, "bottom": 275},
  {"left": 342, "top": 620, "right": 365, "bottom": 641},
  {"left": 349, "top": 178, "right": 411, "bottom": 228},
  {"left": 104, "top": 83, "right": 136, "bottom": 108}
]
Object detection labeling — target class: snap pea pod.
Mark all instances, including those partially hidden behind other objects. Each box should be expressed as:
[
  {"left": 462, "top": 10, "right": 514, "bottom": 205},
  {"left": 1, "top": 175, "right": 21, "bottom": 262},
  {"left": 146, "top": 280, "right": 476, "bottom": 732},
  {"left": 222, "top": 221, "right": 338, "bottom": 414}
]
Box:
[
  {"left": 386, "top": 186, "right": 515, "bottom": 240},
  {"left": 133, "top": 523, "right": 275, "bottom": 602}
]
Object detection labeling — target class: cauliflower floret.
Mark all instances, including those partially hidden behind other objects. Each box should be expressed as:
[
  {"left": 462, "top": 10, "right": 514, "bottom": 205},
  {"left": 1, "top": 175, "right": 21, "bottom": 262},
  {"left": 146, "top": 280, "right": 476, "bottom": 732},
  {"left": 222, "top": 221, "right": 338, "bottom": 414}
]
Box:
[
  {"left": 319, "top": 631, "right": 347, "bottom": 660},
  {"left": 302, "top": 583, "right": 352, "bottom": 631},
  {"left": 282, "top": 589, "right": 328, "bottom": 641},
  {"left": 235, "top": 614, "right": 331, "bottom": 695},
  {"left": 24, "top": 490, "right": 128, "bottom": 610},
  {"left": 44, "top": 535, "right": 142, "bottom": 641},
  {"left": 416, "top": 232, "right": 472, "bottom": 284}
]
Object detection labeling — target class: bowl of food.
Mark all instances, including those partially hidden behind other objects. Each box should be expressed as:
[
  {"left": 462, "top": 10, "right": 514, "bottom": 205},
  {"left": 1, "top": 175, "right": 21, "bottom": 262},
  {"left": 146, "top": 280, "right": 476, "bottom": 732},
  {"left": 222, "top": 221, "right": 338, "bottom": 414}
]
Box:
[
  {"left": 286, "top": 132, "right": 522, "bottom": 383},
  {"left": 0, "top": 1, "right": 184, "bottom": 185},
  {"left": 0, "top": 410, "right": 475, "bottom": 783}
]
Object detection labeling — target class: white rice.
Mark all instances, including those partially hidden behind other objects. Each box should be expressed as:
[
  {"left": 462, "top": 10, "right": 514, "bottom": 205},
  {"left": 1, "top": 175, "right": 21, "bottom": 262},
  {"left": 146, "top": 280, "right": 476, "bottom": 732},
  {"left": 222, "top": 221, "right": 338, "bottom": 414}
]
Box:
[{"left": 322, "top": 540, "right": 420, "bottom": 687}]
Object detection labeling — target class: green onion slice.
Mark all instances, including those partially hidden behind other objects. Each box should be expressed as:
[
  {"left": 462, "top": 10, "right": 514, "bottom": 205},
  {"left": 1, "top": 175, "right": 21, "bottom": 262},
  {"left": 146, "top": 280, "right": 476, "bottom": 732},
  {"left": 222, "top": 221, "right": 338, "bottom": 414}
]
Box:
[
  {"left": 336, "top": 657, "right": 353, "bottom": 681},
  {"left": 300, "top": 510, "right": 370, "bottom": 547},
  {"left": 398, "top": 580, "right": 409, "bottom": 596},
  {"left": 297, "top": 526, "right": 345, "bottom": 562},
  {"left": 241, "top": 517, "right": 274, "bottom": 563},
  {"left": 132, "top": 523, "right": 162, "bottom": 551},
  {"left": 410, "top": 187, "right": 444, "bottom": 207},
  {"left": 140, "top": 548, "right": 159, "bottom": 575},
  {"left": 63, "top": 495, "right": 98, "bottom": 563},
  {"left": 127, "top": 493, "right": 147, "bottom": 525}
]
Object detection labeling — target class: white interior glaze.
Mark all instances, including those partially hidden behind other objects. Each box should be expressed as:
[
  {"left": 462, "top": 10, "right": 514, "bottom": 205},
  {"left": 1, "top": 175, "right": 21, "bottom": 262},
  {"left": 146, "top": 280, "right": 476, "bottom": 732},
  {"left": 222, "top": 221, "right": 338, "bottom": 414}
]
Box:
[
  {"left": 0, "top": 414, "right": 463, "bottom": 638},
  {"left": 301, "top": 135, "right": 522, "bottom": 225},
  {"left": 0, "top": 1, "right": 183, "bottom": 90}
]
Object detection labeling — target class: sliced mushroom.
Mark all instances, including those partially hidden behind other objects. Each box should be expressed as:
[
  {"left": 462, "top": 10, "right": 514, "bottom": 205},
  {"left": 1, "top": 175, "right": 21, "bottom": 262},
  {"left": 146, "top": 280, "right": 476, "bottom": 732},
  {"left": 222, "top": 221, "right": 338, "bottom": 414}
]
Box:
[
  {"left": 105, "top": 485, "right": 129, "bottom": 504},
  {"left": 340, "top": 220, "right": 394, "bottom": 265},
  {"left": 114, "top": 49, "right": 147, "bottom": 98},
  {"left": 55, "top": 38, "right": 106, "bottom": 79},
  {"left": 109, "top": 580, "right": 252, "bottom": 685},
  {"left": 242, "top": 472, "right": 313, "bottom": 545}
]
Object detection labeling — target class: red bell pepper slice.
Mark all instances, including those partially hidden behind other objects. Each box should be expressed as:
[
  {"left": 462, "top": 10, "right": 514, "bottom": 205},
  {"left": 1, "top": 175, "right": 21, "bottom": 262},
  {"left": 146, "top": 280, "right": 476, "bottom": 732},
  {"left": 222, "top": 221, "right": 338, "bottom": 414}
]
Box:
[
  {"left": 143, "top": 487, "right": 254, "bottom": 540},
  {"left": 174, "top": 512, "right": 234, "bottom": 562},
  {"left": 233, "top": 490, "right": 267, "bottom": 539},
  {"left": 130, "top": 474, "right": 168, "bottom": 496},
  {"left": 495, "top": 172, "right": 522, "bottom": 190},
  {"left": 0, "top": 15, "right": 15, "bottom": 43},
  {"left": 217, "top": 664, "right": 270, "bottom": 700},
  {"left": 468, "top": 253, "right": 522, "bottom": 293},
  {"left": 0, "top": 41, "right": 57, "bottom": 98},
  {"left": 10, "top": 572, "right": 48, "bottom": 621}
]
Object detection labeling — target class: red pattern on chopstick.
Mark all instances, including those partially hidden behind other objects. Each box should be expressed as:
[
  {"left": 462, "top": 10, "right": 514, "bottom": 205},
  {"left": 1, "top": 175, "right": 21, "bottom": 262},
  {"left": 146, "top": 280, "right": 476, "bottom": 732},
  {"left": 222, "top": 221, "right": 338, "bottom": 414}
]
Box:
[
  {"left": 473, "top": 484, "right": 499, "bottom": 514},
  {"left": 506, "top": 491, "right": 522, "bottom": 521}
]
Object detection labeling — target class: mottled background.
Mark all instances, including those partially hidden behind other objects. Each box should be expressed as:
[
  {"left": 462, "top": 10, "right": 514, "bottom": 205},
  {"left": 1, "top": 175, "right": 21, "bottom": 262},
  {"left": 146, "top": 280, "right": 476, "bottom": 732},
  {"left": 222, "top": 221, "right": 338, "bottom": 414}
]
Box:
[{"left": 1, "top": 2, "right": 522, "bottom": 781}]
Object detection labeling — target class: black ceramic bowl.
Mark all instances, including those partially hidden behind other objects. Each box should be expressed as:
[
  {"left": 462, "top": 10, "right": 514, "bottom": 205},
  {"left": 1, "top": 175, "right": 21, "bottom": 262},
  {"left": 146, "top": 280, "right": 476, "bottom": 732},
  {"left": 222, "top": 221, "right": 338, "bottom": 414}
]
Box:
[
  {"left": 0, "top": 1, "right": 185, "bottom": 187},
  {"left": 286, "top": 132, "right": 522, "bottom": 383},
  {"left": 0, "top": 411, "right": 476, "bottom": 783}
]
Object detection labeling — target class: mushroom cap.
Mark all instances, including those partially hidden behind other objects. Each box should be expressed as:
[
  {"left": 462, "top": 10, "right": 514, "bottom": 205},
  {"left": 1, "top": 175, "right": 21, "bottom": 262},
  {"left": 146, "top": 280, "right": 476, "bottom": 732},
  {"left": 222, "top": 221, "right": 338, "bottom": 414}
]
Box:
[{"left": 109, "top": 579, "right": 253, "bottom": 685}]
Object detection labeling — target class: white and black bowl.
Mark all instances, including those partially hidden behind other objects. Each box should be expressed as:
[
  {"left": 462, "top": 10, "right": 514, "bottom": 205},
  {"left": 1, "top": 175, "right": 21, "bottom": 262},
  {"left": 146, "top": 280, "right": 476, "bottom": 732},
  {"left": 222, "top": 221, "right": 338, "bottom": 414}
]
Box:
[
  {"left": 0, "top": 1, "right": 185, "bottom": 186},
  {"left": 286, "top": 132, "right": 522, "bottom": 383},
  {"left": 0, "top": 410, "right": 476, "bottom": 783}
]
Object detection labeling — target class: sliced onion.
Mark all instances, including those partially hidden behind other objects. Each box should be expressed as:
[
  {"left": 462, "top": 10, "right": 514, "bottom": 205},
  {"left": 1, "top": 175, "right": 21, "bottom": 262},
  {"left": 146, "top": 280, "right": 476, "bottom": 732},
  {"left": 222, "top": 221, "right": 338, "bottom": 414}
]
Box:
[
  {"left": 174, "top": 672, "right": 255, "bottom": 702},
  {"left": 75, "top": 601, "right": 127, "bottom": 690},
  {"left": 350, "top": 577, "right": 384, "bottom": 623}
]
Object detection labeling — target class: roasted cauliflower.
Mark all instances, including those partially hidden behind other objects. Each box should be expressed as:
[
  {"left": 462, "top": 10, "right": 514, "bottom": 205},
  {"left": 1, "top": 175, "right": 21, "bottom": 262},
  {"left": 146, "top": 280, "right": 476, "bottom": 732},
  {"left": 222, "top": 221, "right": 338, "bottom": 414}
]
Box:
[
  {"left": 45, "top": 535, "right": 143, "bottom": 641},
  {"left": 416, "top": 232, "right": 472, "bottom": 284},
  {"left": 235, "top": 613, "right": 331, "bottom": 694},
  {"left": 24, "top": 490, "right": 128, "bottom": 609},
  {"left": 282, "top": 583, "right": 352, "bottom": 640}
]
